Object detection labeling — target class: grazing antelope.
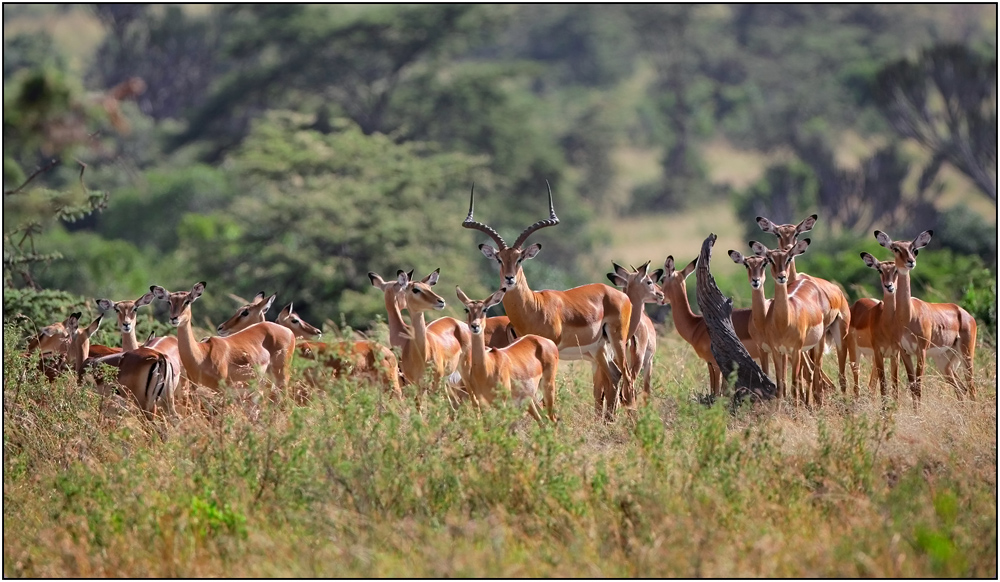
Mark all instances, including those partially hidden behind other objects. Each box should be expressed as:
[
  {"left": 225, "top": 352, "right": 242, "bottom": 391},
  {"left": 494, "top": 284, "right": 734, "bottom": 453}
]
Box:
[
  {"left": 749, "top": 239, "right": 828, "bottom": 404},
  {"left": 150, "top": 282, "right": 296, "bottom": 397},
  {"left": 606, "top": 261, "right": 662, "bottom": 402},
  {"left": 756, "top": 214, "right": 856, "bottom": 393},
  {"left": 875, "top": 230, "right": 977, "bottom": 401},
  {"left": 859, "top": 252, "right": 903, "bottom": 397},
  {"left": 64, "top": 312, "right": 177, "bottom": 420},
  {"left": 369, "top": 269, "right": 468, "bottom": 404},
  {"left": 455, "top": 286, "right": 560, "bottom": 423},
  {"left": 215, "top": 293, "right": 402, "bottom": 398},
  {"left": 462, "top": 183, "right": 634, "bottom": 421}
]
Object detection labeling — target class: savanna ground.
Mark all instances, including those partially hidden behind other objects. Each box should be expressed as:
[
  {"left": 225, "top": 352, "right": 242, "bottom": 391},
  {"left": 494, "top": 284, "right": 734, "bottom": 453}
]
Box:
[{"left": 3, "top": 324, "right": 996, "bottom": 578}]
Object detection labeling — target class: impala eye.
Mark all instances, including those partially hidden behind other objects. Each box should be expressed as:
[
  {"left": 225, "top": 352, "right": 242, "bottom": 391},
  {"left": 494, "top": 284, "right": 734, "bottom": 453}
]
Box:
[
  {"left": 413, "top": 289, "right": 420, "bottom": 294},
  {"left": 291, "top": 318, "right": 299, "bottom": 324},
  {"left": 463, "top": 308, "right": 469, "bottom": 313},
  {"left": 241, "top": 310, "right": 250, "bottom": 317},
  {"left": 184, "top": 300, "right": 190, "bottom": 305}
]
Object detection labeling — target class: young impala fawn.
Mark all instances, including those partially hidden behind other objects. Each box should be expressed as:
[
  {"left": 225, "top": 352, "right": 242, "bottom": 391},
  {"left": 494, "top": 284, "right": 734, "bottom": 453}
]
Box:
[
  {"left": 150, "top": 282, "right": 296, "bottom": 398},
  {"left": 606, "top": 261, "right": 662, "bottom": 402},
  {"left": 215, "top": 292, "right": 402, "bottom": 399},
  {"left": 455, "top": 286, "right": 560, "bottom": 423},
  {"left": 875, "top": 229, "right": 977, "bottom": 401}
]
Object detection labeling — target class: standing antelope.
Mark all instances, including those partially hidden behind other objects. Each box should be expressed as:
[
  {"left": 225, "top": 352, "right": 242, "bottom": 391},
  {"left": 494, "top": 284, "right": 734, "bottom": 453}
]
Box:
[
  {"left": 749, "top": 240, "right": 828, "bottom": 404},
  {"left": 756, "top": 214, "right": 856, "bottom": 393},
  {"left": 659, "top": 253, "right": 763, "bottom": 396},
  {"left": 215, "top": 293, "right": 402, "bottom": 398},
  {"left": 606, "top": 261, "right": 662, "bottom": 402},
  {"left": 874, "top": 230, "right": 977, "bottom": 401},
  {"left": 369, "top": 269, "right": 469, "bottom": 404},
  {"left": 455, "top": 286, "right": 560, "bottom": 423},
  {"left": 95, "top": 291, "right": 184, "bottom": 400},
  {"left": 150, "top": 282, "right": 296, "bottom": 396},
  {"left": 462, "top": 183, "right": 634, "bottom": 421},
  {"left": 727, "top": 250, "right": 774, "bottom": 380},
  {"left": 65, "top": 312, "right": 178, "bottom": 420},
  {"left": 859, "top": 252, "right": 903, "bottom": 397}
]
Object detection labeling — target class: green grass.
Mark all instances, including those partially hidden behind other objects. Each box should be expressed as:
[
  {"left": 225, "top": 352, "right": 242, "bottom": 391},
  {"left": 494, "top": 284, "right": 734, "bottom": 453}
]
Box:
[{"left": 4, "top": 324, "right": 996, "bottom": 577}]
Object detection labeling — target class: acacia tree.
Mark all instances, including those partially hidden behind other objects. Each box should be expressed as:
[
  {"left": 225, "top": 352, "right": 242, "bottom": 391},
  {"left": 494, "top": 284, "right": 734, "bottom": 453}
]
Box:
[{"left": 874, "top": 44, "right": 997, "bottom": 204}]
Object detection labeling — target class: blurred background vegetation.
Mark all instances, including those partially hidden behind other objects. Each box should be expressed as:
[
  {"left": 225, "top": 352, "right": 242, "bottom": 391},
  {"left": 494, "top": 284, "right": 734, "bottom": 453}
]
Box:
[{"left": 3, "top": 4, "right": 996, "bottom": 343}]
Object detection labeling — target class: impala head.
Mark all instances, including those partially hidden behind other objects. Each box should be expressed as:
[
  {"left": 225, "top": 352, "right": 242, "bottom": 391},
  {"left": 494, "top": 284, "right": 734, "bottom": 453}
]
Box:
[
  {"left": 456, "top": 286, "right": 506, "bottom": 335},
  {"left": 277, "top": 302, "right": 322, "bottom": 339},
  {"left": 659, "top": 255, "right": 698, "bottom": 303},
  {"left": 216, "top": 291, "right": 276, "bottom": 336},
  {"left": 756, "top": 213, "right": 818, "bottom": 251},
  {"left": 95, "top": 292, "right": 154, "bottom": 335},
  {"left": 874, "top": 229, "right": 932, "bottom": 271},
  {"left": 150, "top": 282, "right": 206, "bottom": 326},
  {"left": 861, "top": 252, "right": 899, "bottom": 294},
  {"left": 752, "top": 239, "right": 810, "bottom": 286},
  {"left": 728, "top": 249, "right": 769, "bottom": 291},
  {"left": 607, "top": 261, "right": 665, "bottom": 305},
  {"left": 32, "top": 313, "right": 79, "bottom": 354},
  {"left": 66, "top": 312, "right": 102, "bottom": 365},
  {"left": 462, "top": 182, "right": 559, "bottom": 290},
  {"left": 369, "top": 269, "right": 446, "bottom": 313}
]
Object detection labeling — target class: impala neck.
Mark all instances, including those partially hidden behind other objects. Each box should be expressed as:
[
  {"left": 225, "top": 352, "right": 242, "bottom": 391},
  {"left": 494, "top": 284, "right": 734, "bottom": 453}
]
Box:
[
  {"left": 894, "top": 268, "right": 913, "bottom": 326},
  {"left": 665, "top": 281, "right": 703, "bottom": 343},
  {"left": 624, "top": 289, "right": 646, "bottom": 342},
  {"left": 501, "top": 267, "right": 540, "bottom": 324},
  {"left": 409, "top": 310, "right": 428, "bottom": 363},
  {"left": 750, "top": 284, "right": 767, "bottom": 334},
  {"left": 383, "top": 292, "right": 411, "bottom": 350},
  {"left": 121, "top": 326, "right": 139, "bottom": 352},
  {"left": 468, "top": 326, "right": 490, "bottom": 384},
  {"left": 772, "top": 281, "right": 791, "bottom": 329},
  {"left": 176, "top": 310, "right": 209, "bottom": 373},
  {"left": 786, "top": 259, "right": 800, "bottom": 286},
  {"left": 880, "top": 284, "right": 897, "bottom": 325}
]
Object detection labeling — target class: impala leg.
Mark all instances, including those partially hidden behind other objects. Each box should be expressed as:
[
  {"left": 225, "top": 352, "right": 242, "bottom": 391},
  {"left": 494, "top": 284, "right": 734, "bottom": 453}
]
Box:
[
  {"left": 835, "top": 319, "right": 849, "bottom": 395},
  {"left": 708, "top": 363, "right": 720, "bottom": 398},
  {"left": 889, "top": 352, "right": 899, "bottom": 400}
]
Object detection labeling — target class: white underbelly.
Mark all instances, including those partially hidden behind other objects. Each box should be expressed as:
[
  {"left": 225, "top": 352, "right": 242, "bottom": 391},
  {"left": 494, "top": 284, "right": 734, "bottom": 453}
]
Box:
[
  {"left": 558, "top": 339, "right": 604, "bottom": 361},
  {"left": 512, "top": 376, "right": 540, "bottom": 404}
]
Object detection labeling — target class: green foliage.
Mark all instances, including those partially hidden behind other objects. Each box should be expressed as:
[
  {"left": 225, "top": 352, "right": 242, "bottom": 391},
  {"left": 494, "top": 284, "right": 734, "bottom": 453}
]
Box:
[
  {"left": 3, "top": 31, "right": 66, "bottom": 79},
  {"left": 177, "top": 112, "right": 494, "bottom": 329},
  {"left": 2, "top": 287, "right": 89, "bottom": 342}
]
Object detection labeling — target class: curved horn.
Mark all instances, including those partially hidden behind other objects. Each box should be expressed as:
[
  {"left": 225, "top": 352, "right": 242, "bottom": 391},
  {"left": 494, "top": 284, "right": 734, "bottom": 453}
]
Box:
[
  {"left": 512, "top": 180, "right": 560, "bottom": 249},
  {"left": 461, "top": 183, "right": 508, "bottom": 250}
]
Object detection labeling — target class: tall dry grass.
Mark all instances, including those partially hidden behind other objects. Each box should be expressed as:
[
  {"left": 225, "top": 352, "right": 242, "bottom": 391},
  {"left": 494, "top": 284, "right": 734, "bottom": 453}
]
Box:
[{"left": 3, "top": 324, "right": 996, "bottom": 577}]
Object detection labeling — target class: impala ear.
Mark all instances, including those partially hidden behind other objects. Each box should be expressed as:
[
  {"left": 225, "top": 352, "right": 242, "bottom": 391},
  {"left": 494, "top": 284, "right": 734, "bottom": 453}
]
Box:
[
  {"left": 67, "top": 312, "right": 82, "bottom": 331},
  {"left": 135, "top": 292, "right": 154, "bottom": 308},
  {"left": 190, "top": 281, "right": 206, "bottom": 301},
  {"left": 680, "top": 258, "right": 697, "bottom": 279},
  {"left": 262, "top": 294, "right": 277, "bottom": 313},
  {"left": 150, "top": 285, "right": 168, "bottom": 300},
  {"left": 281, "top": 302, "right": 294, "bottom": 317},
  {"left": 728, "top": 250, "right": 745, "bottom": 265},
  {"left": 790, "top": 238, "right": 811, "bottom": 257},
  {"left": 479, "top": 243, "right": 498, "bottom": 260},
  {"left": 96, "top": 298, "right": 114, "bottom": 313},
  {"left": 455, "top": 285, "right": 471, "bottom": 305},
  {"left": 85, "top": 314, "right": 103, "bottom": 337},
  {"left": 397, "top": 271, "right": 409, "bottom": 287},
  {"left": 663, "top": 255, "right": 675, "bottom": 275},
  {"left": 913, "top": 229, "right": 933, "bottom": 250},
  {"left": 422, "top": 268, "right": 440, "bottom": 286},
  {"left": 637, "top": 260, "right": 651, "bottom": 276},
  {"left": 522, "top": 243, "right": 542, "bottom": 260},
  {"left": 860, "top": 252, "right": 879, "bottom": 269},
  {"left": 874, "top": 230, "right": 892, "bottom": 248},
  {"left": 485, "top": 288, "right": 506, "bottom": 310},
  {"left": 756, "top": 216, "right": 777, "bottom": 233},
  {"left": 612, "top": 262, "right": 630, "bottom": 278},
  {"left": 650, "top": 268, "right": 664, "bottom": 283},
  {"left": 368, "top": 272, "right": 386, "bottom": 289},
  {"left": 251, "top": 291, "right": 266, "bottom": 305},
  {"left": 796, "top": 214, "right": 818, "bottom": 234},
  {"left": 607, "top": 272, "right": 628, "bottom": 288},
  {"left": 749, "top": 241, "right": 768, "bottom": 256}
]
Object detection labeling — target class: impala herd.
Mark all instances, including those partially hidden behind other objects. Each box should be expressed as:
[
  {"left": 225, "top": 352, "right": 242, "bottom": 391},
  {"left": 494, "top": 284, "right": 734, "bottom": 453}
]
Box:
[{"left": 23, "top": 185, "right": 980, "bottom": 424}]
